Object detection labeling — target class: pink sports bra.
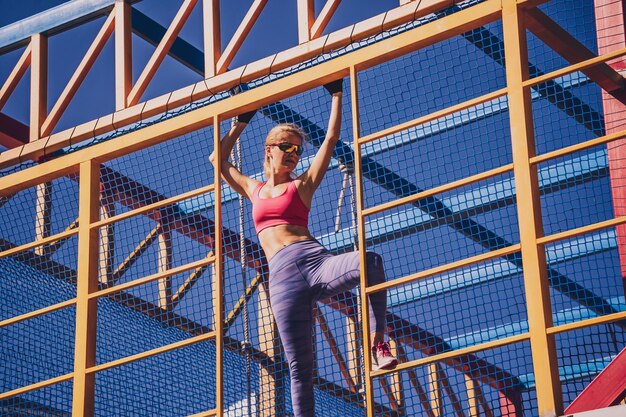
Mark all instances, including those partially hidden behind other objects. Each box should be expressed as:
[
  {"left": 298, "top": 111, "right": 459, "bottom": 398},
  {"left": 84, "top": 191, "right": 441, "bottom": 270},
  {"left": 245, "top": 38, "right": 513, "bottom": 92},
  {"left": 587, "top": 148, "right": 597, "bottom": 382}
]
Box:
[{"left": 251, "top": 181, "right": 310, "bottom": 234}]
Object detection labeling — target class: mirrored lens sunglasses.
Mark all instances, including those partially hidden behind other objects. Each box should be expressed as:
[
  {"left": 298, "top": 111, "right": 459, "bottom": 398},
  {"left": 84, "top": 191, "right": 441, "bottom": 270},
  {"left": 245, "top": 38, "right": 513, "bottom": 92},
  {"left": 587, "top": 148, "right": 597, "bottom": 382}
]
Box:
[{"left": 270, "top": 143, "right": 304, "bottom": 156}]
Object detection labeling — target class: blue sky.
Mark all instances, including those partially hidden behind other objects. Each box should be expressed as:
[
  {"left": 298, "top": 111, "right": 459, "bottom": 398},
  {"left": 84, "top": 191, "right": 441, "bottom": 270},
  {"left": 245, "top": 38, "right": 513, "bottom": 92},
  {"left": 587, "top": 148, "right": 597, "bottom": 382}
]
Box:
[{"left": 0, "top": 0, "right": 401, "bottom": 142}]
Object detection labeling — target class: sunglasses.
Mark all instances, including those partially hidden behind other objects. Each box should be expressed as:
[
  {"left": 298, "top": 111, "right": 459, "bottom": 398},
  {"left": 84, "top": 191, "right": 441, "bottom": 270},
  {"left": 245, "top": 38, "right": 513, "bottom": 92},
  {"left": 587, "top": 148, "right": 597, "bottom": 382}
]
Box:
[{"left": 270, "top": 143, "right": 304, "bottom": 156}]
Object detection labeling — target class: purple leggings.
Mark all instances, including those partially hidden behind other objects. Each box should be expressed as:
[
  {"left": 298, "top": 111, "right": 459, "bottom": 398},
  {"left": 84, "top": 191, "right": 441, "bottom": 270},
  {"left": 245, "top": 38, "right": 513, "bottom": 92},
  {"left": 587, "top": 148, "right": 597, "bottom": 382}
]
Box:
[{"left": 268, "top": 239, "right": 387, "bottom": 417}]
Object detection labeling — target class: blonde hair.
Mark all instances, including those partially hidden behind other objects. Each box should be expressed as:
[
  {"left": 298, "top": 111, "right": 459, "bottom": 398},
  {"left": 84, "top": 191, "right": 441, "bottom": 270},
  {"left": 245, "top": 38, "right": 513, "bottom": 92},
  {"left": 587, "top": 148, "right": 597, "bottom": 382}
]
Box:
[{"left": 263, "top": 123, "right": 308, "bottom": 179}]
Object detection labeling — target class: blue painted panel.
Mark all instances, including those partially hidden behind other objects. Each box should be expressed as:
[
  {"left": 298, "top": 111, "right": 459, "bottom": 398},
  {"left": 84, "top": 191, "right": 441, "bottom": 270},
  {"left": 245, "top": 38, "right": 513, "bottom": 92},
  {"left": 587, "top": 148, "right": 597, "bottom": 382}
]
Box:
[{"left": 387, "top": 229, "right": 617, "bottom": 307}]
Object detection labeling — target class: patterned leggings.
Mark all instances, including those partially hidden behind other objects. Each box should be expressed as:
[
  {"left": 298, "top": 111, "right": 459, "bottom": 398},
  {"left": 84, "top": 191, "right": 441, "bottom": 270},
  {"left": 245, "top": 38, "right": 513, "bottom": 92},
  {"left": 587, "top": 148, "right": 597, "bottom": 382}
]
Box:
[{"left": 268, "top": 239, "right": 387, "bottom": 417}]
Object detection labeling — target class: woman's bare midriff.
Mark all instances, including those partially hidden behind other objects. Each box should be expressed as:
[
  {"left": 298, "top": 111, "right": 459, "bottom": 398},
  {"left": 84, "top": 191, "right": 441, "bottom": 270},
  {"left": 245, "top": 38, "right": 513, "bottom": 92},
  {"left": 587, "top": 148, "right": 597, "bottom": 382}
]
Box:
[{"left": 258, "top": 224, "right": 314, "bottom": 260}]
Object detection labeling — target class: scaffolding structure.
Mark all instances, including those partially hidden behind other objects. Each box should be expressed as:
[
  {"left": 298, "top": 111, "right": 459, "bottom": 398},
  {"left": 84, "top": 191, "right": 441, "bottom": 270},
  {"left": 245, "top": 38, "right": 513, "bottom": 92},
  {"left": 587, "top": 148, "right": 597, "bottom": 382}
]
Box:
[{"left": 1, "top": 0, "right": 626, "bottom": 416}]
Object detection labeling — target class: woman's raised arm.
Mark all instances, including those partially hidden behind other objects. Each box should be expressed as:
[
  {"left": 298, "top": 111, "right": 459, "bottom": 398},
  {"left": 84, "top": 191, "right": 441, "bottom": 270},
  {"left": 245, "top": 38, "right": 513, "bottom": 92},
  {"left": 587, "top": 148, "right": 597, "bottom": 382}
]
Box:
[
  {"left": 208, "top": 110, "right": 260, "bottom": 200},
  {"left": 299, "top": 80, "right": 343, "bottom": 195}
]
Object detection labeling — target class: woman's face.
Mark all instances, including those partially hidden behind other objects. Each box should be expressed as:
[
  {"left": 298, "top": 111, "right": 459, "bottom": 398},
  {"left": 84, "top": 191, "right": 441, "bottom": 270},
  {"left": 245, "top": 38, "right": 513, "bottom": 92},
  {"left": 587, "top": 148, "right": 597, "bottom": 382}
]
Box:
[{"left": 267, "top": 132, "right": 303, "bottom": 174}]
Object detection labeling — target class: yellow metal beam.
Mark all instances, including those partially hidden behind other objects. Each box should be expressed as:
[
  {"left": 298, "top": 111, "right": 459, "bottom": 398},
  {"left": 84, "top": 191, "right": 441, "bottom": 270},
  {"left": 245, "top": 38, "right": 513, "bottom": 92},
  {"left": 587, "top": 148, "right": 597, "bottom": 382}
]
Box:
[
  {"left": 371, "top": 333, "right": 529, "bottom": 378},
  {"left": 93, "top": 256, "right": 215, "bottom": 298},
  {"left": 362, "top": 163, "right": 513, "bottom": 218},
  {"left": 91, "top": 183, "right": 215, "bottom": 229},
  {"left": 223, "top": 271, "right": 261, "bottom": 332},
  {"left": 0, "top": 42, "right": 31, "bottom": 110},
  {"left": 203, "top": 0, "right": 221, "bottom": 78},
  {"left": 0, "top": 298, "right": 76, "bottom": 328},
  {"left": 216, "top": 0, "right": 268, "bottom": 74},
  {"left": 358, "top": 87, "right": 508, "bottom": 146},
  {"left": 310, "top": 0, "right": 341, "bottom": 39},
  {"left": 524, "top": 46, "right": 626, "bottom": 89},
  {"left": 171, "top": 258, "right": 211, "bottom": 309},
  {"left": 187, "top": 409, "right": 218, "bottom": 417},
  {"left": 465, "top": 375, "right": 479, "bottom": 417},
  {"left": 42, "top": 11, "right": 115, "bottom": 137},
  {"left": 42, "top": 218, "right": 79, "bottom": 256},
  {"left": 437, "top": 366, "right": 465, "bottom": 417},
  {"left": 396, "top": 343, "right": 436, "bottom": 417},
  {"left": 157, "top": 221, "right": 173, "bottom": 310},
  {"left": 0, "top": 0, "right": 502, "bottom": 172},
  {"left": 530, "top": 127, "right": 626, "bottom": 165},
  {"left": 502, "top": 0, "right": 562, "bottom": 415},
  {"left": 379, "top": 375, "right": 403, "bottom": 414},
  {"left": 72, "top": 159, "right": 100, "bottom": 416},
  {"left": 428, "top": 363, "right": 443, "bottom": 417},
  {"left": 86, "top": 329, "right": 216, "bottom": 374},
  {"left": 33, "top": 181, "right": 53, "bottom": 256},
  {"left": 537, "top": 215, "right": 626, "bottom": 246},
  {"left": 110, "top": 225, "right": 159, "bottom": 284},
  {"left": 127, "top": 0, "right": 199, "bottom": 106},
  {"left": 0, "top": 373, "right": 73, "bottom": 401},
  {"left": 257, "top": 280, "right": 283, "bottom": 416},
  {"left": 547, "top": 310, "right": 626, "bottom": 335},
  {"left": 115, "top": 0, "right": 132, "bottom": 110},
  {"left": 351, "top": 65, "right": 375, "bottom": 417},
  {"left": 29, "top": 34, "right": 47, "bottom": 141},
  {"left": 212, "top": 117, "right": 225, "bottom": 416},
  {"left": 0, "top": 228, "right": 78, "bottom": 259},
  {"left": 388, "top": 338, "right": 406, "bottom": 414},
  {"left": 98, "top": 194, "right": 115, "bottom": 285},
  {"left": 345, "top": 312, "right": 363, "bottom": 398},
  {"left": 366, "top": 243, "right": 521, "bottom": 295},
  {"left": 297, "top": 0, "right": 315, "bottom": 43}
]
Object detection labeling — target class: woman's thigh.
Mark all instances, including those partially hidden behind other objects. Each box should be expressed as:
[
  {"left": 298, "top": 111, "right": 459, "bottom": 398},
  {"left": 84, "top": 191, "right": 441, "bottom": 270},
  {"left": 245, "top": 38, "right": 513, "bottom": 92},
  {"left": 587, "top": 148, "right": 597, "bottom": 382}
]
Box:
[{"left": 312, "top": 251, "right": 361, "bottom": 299}]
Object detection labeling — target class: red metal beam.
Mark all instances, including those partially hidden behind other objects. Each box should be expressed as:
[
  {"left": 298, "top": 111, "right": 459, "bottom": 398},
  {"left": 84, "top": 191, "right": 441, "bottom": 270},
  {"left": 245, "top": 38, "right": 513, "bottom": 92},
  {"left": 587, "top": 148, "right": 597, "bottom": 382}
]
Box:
[
  {"left": 499, "top": 389, "right": 523, "bottom": 417},
  {"left": 564, "top": 347, "right": 626, "bottom": 413},
  {"left": 526, "top": 7, "right": 626, "bottom": 102},
  {"left": 0, "top": 112, "right": 28, "bottom": 149},
  {"left": 595, "top": 0, "right": 626, "bottom": 295}
]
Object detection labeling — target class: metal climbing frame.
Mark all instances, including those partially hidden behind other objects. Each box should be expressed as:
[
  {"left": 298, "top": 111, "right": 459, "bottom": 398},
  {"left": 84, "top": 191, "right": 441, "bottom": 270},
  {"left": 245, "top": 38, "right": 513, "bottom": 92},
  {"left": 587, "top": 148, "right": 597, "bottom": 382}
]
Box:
[{"left": 1, "top": 0, "right": 626, "bottom": 416}]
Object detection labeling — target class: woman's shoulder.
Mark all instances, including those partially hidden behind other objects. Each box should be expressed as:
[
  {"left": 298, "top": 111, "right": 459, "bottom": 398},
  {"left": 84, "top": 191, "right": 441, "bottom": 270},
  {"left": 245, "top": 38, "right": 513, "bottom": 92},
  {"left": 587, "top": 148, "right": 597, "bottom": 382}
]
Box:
[{"left": 249, "top": 180, "right": 265, "bottom": 199}]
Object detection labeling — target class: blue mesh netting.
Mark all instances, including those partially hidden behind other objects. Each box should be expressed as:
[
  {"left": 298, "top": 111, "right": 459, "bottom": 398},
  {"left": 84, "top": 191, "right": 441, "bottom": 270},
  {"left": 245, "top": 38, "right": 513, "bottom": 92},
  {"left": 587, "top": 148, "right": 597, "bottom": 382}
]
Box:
[{"left": 2, "top": 0, "right": 626, "bottom": 415}]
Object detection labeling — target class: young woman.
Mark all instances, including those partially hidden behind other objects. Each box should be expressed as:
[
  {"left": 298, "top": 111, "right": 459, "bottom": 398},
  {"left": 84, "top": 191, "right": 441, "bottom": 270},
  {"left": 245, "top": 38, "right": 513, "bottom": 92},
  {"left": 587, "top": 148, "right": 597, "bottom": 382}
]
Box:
[{"left": 210, "top": 80, "right": 397, "bottom": 417}]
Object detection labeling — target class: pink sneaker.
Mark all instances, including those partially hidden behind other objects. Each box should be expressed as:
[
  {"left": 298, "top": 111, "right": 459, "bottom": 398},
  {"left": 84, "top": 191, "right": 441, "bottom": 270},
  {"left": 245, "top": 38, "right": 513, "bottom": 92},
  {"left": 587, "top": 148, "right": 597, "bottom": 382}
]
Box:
[{"left": 371, "top": 341, "right": 398, "bottom": 371}]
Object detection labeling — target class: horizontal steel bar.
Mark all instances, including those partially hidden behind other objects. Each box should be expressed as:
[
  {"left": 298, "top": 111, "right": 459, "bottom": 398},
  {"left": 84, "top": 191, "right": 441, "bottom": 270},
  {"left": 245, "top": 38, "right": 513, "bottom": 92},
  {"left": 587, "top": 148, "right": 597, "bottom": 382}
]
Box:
[
  {"left": 91, "top": 183, "right": 215, "bottom": 228},
  {"left": 0, "top": 298, "right": 77, "bottom": 328},
  {"left": 86, "top": 329, "right": 217, "bottom": 374},
  {"left": 371, "top": 333, "right": 529, "bottom": 378},
  {"left": 0, "top": 228, "right": 78, "bottom": 259},
  {"left": 357, "top": 87, "right": 508, "bottom": 146},
  {"left": 362, "top": 163, "right": 514, "bottom": 218},
  {"left": 518, "top": 349, "right": 626, "bottom": 389},
  {"left": 546, "top": 310, "right": 626, "bottom": 336},
  {"left": 445, "top": 295, "right": 625, "bottom": 351},
  {"left": 0, "top": 372, "right": 73, "bottom": 400},
  {"left": 523, "top": 46, "right": 626, "bottom": 90},
  {"left": 531, "top": 128, "right": 626, "bottom": 165},
  {"left": 322, "top": 148, "right": 608, "bottom": 254},
  {"left": 538, "top": 215, "right": 626, "bottom": 246},
  {"left": 389, "top": 229, "right": 617, "bottom": 307},
  {"left": 367, "top": 244, "right": 521, "bottom": 295},
  {"left": 89, "top": 256, "right": 216, "bottom": 299},
  {"left": 187, "top": 409, "right": 218, "bottom": 417}
]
